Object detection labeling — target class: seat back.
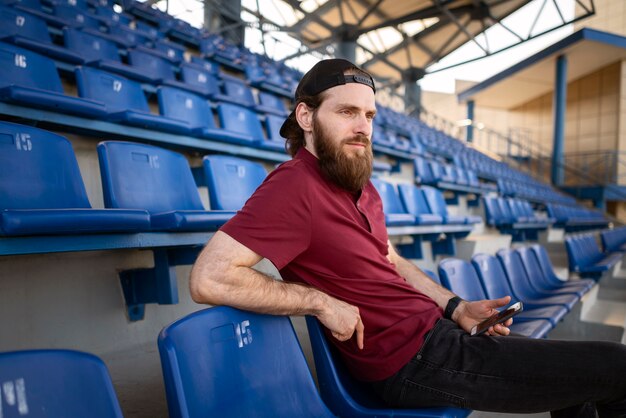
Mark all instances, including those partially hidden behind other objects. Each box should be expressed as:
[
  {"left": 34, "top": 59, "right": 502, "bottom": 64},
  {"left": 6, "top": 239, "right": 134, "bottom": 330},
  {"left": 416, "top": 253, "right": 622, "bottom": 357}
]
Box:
[
  {"left": 179, "top": 63, "right": 220, "bottom": 97},
  {"left": 202, "top": 155, "right": 267, "bottom": 210},
  {"left": 531, "top": 244, "right": 560, "bottom": 281},
  {"left": 496, "top": 248, "right": 535, "bottom": 298},
  {"left": 413, "top": 156, "right": 435, "bottom": 184},
  {"left": 0, "top": 121, "right": 91, "bottom": 210},
  {"left": 76, "top": 66, "right": 149, "bottom": 113},
  {"left": 0, "top": 6, "right": 51, "bottom": 44},
  {"left": 517, "top": 246, "right": 548, "bottom": 293},
  {"left": 157, "top": 86, "right": 213, "bottom": 129},
  {"left": 0, "top": 42, "right": 64, "bottom": 93},
  {"left": 471, "top": 253, "right": 518, "bottom": 301},
  {"left": 258, "top": 91, "right": 286, "bottom": 113},
  {"left": 264, "top": 114, "right": 286, "bottom": 142},
  {"left": 158, "top": 307, "right": 333, "bottom": 418},
  {"left": 0, "top": 349, "right": 123, "bottom": 418},
  {"left": 54, "top": 4, "right": 101, "bottom": 29},
  {"left": 128, "top": 48, "right": 175, "bottom": 81},
  {"left": 221, "top": 78, "right": 255, "bottom": 107},
  {"left": 397, "top": 184, "right": 432, "bottom": 216},
  {"left": 63, "top": 27, "right": 120, "bottom": 63},
  {"left": 370, "top": 179, "right": 407, "bottom": 215},
  {"left": 438, "top": 258, "right": 488, "bottom": 300},
  {"left": 482, "top": 197, "right": 503, "bottom": 225},
  {"left": 421, "top": 186, "right": 449, "bottom": 217},
  {"left": 155, "top": 39, "right": 185, "bottom": 62},
  {"left": 97, "top": 141, "right": 205, "bottom": 212},
  {"left": 217, "top": 102, "right": 264, "bottom": 139}
]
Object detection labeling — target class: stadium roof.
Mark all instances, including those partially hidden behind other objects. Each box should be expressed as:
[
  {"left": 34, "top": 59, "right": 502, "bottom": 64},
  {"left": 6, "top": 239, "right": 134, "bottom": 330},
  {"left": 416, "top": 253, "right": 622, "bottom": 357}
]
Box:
[{"left": 457, "top": 28, "right": 626, "bottom": 109}]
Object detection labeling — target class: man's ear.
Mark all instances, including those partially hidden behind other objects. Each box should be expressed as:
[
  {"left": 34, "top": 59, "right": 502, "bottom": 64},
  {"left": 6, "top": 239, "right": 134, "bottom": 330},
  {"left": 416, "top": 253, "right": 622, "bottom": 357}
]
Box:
[{"left": 295, "top": 102, "right": 313, "bottom": 133}]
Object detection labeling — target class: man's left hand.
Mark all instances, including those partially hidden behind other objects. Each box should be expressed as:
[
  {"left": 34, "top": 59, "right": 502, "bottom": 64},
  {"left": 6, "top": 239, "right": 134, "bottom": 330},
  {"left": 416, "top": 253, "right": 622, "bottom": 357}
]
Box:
[{"left": 452, "top": 296, "right": 513, "bottom": 336}]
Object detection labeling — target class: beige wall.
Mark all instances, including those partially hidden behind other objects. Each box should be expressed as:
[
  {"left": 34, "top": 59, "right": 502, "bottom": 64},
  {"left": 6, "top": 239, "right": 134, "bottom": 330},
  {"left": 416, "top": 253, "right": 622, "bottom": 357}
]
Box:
[{"left": 574, "top": 0, "right": 626, "bottom": 36}]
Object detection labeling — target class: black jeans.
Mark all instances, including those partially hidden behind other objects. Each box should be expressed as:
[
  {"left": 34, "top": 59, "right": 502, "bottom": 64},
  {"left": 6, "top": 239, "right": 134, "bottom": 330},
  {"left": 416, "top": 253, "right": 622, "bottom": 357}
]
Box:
[{"left": 371, "top": 319, "right": 626, "bottom": 417}]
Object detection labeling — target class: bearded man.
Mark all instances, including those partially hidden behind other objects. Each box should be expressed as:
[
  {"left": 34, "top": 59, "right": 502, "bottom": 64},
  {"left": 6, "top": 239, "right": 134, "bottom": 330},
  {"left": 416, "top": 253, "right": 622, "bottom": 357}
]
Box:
[{"left": 189, "top": 59, "right": 626, "bottom": 416}]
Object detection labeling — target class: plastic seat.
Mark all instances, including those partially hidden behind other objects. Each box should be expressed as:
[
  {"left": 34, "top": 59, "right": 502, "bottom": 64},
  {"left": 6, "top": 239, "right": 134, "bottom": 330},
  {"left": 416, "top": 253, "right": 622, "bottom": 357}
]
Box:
[
  {"left": 471, "top": 253, "right": 568, "bottom": 326},
  {"left": 531, "top": 244, "right": 594, "bottom": 293},
  {"left": 215, "top": 102, "right": 265, "bottom": 146},
  {"left": 213, "top": 77, "right": 257, "bottom": 108},
  {"left": 497, "top": 249, "right": 579, "bottom": 311},
  {"left": 256, "top": 91, "right": 289, "bottom": 116},
  {"left": 396, "top": 184, "right": 444, "bottom": 225},
  {"left": 158, "top": 306, "right": 335, "bottom": 418},
  {"left": 178, "top": 62, "right": 220, "bottom": 98},
  {"left": 202, "top": 155, "right": 267, "bottom": 210},
  {"left": 0, "top": 122, "right": 150, "bottom": 236},
  {"left": 0, "top": 5, "right": 83, "bottom": 63},
  {"left": 76, "top": 66, "right": 191, "bottom": 134},
  {"left": 53, "top": 3, "right": 101, "bottom": 30},
  {"left": 157, "top": 86, "right": 256, "bottom": 144},
  {"left": 305, "top": 316, "right": 472, "bottom": 418},
  {"left": 517, "top": 247, "right": 586, "bottom": 297},
  {"left": 438, "top": 258, "right": 552, "bottom": 338},
  {"left": 63, "top": 27, "right": 121, "bottom": 64},
  {"left": 0, "top": 42, "right": 107, "bottom": 118},
  {"left": 0, "top": 349, "right": 123, "bottom": 418},
  {"left": 421, "top": 186, "right": 472, "bottom": 225},
  {"left": 370, "top": 179, "right": 416, "bottom": 226},
  {"left": 97, "top": 141, "right": 234, "bottom": 231},
  {"left": 259, "top": 114, "right": 287, "bottom": 152}
]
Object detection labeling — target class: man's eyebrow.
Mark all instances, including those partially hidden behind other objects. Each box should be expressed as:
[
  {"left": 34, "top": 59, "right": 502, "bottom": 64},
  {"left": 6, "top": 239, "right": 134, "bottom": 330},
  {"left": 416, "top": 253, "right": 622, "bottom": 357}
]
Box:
[{"left": 334, "top": 103, "right": 377, "bottom": 114}]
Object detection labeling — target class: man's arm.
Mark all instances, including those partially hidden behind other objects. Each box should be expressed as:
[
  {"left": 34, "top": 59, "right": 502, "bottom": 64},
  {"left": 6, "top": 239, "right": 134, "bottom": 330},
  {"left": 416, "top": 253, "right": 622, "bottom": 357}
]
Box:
[
  {"left": 387, "top": 241, "right": 511, "bottom": 336},
  {"left": 190, "top": 230, "right": 364, "bottom": 348}
]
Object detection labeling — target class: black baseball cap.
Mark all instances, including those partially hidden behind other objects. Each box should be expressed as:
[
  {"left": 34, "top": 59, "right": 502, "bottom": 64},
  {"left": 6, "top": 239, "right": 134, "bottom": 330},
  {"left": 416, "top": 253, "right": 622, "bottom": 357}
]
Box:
[{"left": 279, "top": 58, "right": 376, "bottom": 138}]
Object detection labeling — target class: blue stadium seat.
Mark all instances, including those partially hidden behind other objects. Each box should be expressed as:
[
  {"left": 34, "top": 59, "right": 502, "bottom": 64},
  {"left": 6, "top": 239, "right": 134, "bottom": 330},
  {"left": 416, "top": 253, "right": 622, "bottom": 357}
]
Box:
[
  {"left": 259, "top": 114, "right": 287, "bottom": 152},
  {"left": 0, "top": 5, "right": 83, "bottom": 63},
  {"left": 245, "top": 64, "right": 290, "bottom": 96},
  {"left": 75, "top": 67, "right": 191, "bottom": 134},
  {"left": 531, "top": 244, "right": 594, "bottom": 292},
  {"left": 370, "top": 179, "right": 416, "bottom": 226},
  {"left": 158, "top": 306, "right": 335, "bottom": 418},
  {"left": 216, "top": 102, "right": 265, "bottom": 146},
  {"left": 564, "top": 233, "right": 622, "bottom": 280},
  {"left": 178, "top": 63, "right": 220, "bottom": 98},
  {"left": 97, "top": 141, "right": 234, "bottom": 231},
  {"left": 256, "top": 91, "right": 289, "bottom": 116},
  {"left": 157, "top": 86, "right": 257, "bottom": 144},
  {"left": 202, "top": 155, "right": 267, "bottom": 210},
  {"left": 94, "top": 5, "right": 132, "bottom": 26},
  {"left": 213, "top": 77, "right": 257, "bottom": 108},
  {"left": 517, "top": 247, "right": 587, "bottom": 297},
  {"left": 600, "top": 226, "right": 626, "bottom": 252},
  {"left": 0, "top": 42, "right": 107, "bottom": 118},
  {"left": 438, "top": 258, "right": 552, "bottom": 338},
  {"left": 63, "top": 27, "right": 121, "bottom": 64},
  {"left": 152, "top": 39, "right": 185, "bottom": 62},
  {"left": 471, "top": 253, "right": 568, "bottom": 326},
  {"left": 421, "top": 186, "right": 477, "bottom": 224},
  {"left": 53, "top": 3, "right": 101, "bottom": 30},
  {"left": 305, "top": 316, "right": 472, "bottom": 418},
  {"left": 396, "top": 184, "right": 444, "bottom": 225},
  {"left": 497, "top": 249, "right": 579, "bottom": 311},
  {"left": 0, "top": 122, "right": 150, "bottom": 236},
  {"left": 0, "top": 349, "right": 123, "bottom": 418},
  {"left": 413, "top": 156, "right": 436, "bottom": 185}
]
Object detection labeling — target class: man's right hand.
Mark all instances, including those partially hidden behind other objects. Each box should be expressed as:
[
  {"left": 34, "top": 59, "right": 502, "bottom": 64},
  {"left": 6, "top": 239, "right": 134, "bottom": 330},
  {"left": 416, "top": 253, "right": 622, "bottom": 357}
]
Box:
[{"left": 316, "top": 293, "right": 364, "bottom": 349}]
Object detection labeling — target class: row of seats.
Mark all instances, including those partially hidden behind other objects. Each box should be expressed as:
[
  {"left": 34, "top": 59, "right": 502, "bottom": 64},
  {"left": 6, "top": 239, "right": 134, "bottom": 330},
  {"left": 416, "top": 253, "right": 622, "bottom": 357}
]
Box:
[
  {"left": 439, "top": 245, "right": 593, "bottom": 338},
  {"left": 371, "top": 178, "right": 482, "bottom": 227},
  {"left": 483, "top": 196, "right": 553, "bottom": 241},
  {"left": 565, "top": 233, "right": 623, "bottom": 280},
  {"left": 414, "top": 155, "right": 495, "bottom": 194},
  {"left": 0, "top": 43, "right": 288, "bottom": 151},
  {"left": 547, "top": 203, "right": 609, "bottom": 232},
  {"left": 0, "top": 121, "right": 268, "bottom": 235}
]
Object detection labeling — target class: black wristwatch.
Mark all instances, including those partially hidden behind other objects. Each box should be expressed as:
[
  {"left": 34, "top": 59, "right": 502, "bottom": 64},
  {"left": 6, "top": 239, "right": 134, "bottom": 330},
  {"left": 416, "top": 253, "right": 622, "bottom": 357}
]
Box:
[{"left": 444, "top": 296, "right": 464, "bottom": 320}]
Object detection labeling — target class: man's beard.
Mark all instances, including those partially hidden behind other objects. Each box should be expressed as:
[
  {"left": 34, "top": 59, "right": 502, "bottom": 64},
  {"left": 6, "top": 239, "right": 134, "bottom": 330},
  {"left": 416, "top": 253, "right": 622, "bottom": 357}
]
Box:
[{"left": 313, "top": 115, "right": 373, "bottom": 193}]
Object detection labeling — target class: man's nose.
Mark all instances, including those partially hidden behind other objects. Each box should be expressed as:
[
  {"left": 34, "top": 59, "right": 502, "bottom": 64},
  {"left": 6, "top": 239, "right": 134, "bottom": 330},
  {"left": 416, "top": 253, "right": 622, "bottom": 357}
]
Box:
[{"left": 354, "top": 113, "right": 372, "bottom": 137}]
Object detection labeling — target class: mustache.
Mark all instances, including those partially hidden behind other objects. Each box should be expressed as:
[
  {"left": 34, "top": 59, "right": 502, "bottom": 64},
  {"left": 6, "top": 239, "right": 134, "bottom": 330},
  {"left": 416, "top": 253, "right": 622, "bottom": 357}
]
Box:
[{"left": 342, "top": 134, "right": 371, "bottom": 146}]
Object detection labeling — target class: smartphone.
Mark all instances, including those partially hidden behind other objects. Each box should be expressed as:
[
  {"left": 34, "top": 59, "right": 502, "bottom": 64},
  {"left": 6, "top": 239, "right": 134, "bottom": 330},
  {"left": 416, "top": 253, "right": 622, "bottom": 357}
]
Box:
[{"left": 470, "top": 302, "right": 524, "bottom": 336}]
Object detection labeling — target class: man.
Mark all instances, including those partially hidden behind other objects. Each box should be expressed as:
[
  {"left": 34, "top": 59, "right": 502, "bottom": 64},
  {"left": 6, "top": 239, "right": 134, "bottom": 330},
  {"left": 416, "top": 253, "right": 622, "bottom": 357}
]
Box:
[{"left": 190, "top": 59, "right": 626, "bottom": 416}]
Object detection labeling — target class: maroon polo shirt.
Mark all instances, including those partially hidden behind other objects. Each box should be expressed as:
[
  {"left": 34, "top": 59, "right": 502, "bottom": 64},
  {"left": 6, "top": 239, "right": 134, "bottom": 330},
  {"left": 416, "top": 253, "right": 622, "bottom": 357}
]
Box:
[{"left": 221, "top": 148, "right": 442, "bottom": 381}]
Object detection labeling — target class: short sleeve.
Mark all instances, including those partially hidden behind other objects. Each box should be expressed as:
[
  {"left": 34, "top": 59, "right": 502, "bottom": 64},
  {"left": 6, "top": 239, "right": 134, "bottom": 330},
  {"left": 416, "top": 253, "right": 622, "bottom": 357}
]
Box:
[{"left": 220, "top": 162, "right": 312, "bottom": 270}]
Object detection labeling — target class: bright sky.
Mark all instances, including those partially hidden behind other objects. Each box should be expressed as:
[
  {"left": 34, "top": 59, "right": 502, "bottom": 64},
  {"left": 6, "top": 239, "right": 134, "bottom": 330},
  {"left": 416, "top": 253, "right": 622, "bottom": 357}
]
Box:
[{"left": 160, "top": 0, "right": 578, "bottom": 94}]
